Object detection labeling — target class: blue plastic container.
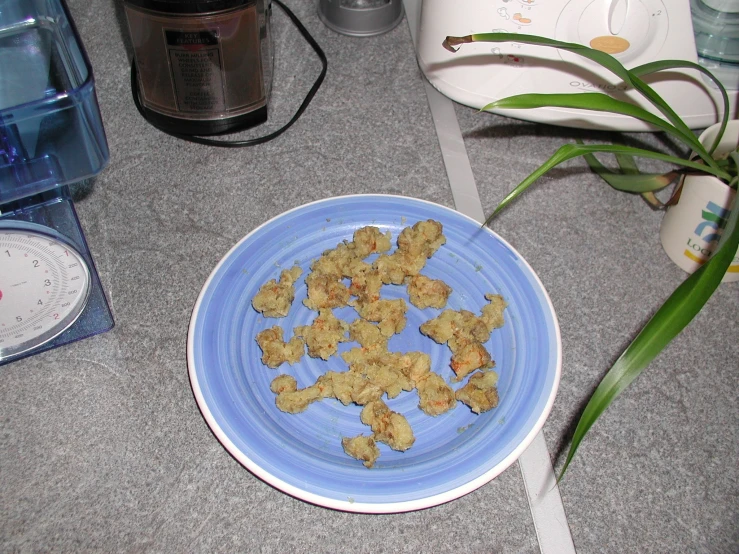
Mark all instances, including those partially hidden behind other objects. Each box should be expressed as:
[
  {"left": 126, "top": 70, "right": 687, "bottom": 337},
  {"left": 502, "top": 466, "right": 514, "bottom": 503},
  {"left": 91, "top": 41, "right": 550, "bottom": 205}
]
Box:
[{"left": 0, "top": 0, "right": 109, "bottom": 205}]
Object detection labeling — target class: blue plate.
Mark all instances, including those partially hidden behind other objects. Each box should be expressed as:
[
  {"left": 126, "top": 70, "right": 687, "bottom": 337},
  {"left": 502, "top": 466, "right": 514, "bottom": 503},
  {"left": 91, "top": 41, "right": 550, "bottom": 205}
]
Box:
[{"left": 187, "top": 195, "right": 561, "bottom": 513}]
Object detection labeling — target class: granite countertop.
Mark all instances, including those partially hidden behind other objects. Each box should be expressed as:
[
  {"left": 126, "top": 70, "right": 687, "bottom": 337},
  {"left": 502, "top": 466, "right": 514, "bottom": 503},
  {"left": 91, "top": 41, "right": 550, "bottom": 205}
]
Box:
[{"left": 2, "top": 0, "right": 737, "bottom": 552}]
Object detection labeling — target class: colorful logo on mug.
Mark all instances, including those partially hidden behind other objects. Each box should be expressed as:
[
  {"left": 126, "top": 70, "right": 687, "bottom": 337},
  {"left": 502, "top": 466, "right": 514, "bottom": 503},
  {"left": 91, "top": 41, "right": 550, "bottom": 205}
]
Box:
[{"left": 683, "top": 201, "right": 739, "bottom": 272}]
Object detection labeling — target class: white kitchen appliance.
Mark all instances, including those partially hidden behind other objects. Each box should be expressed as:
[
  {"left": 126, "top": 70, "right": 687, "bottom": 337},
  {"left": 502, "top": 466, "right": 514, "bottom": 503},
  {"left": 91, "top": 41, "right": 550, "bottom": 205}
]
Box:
[{"left": 414, "top": 0, "right": 738, "bottom": 131}]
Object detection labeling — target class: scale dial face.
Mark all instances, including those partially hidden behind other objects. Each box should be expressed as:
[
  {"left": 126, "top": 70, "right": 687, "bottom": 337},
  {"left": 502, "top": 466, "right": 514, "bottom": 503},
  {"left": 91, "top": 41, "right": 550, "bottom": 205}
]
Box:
[{"left": 0, "top": 225, "right": 92, "bottom": 361}]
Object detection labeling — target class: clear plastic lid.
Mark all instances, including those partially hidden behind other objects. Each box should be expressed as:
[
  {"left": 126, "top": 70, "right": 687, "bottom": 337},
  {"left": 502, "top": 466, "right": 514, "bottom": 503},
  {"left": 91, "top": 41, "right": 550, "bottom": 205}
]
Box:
[{"left": 0, "top": 0, "right": 109, "bottom": 205}]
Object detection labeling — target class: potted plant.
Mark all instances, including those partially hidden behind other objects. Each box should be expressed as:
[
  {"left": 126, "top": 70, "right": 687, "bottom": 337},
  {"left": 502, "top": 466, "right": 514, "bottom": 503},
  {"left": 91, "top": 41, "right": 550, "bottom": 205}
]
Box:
[{"left": 442, "top": 32, "right": 739, "bottom": 478}]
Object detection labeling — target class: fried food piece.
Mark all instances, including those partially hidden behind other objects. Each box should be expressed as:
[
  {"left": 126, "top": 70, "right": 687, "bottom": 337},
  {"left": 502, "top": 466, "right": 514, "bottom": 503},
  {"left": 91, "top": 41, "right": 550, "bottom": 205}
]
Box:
[
  {"left": 339, "top": 347, "right": 430, "bottom": 394},
  {"left": 342, "top": 435, "right": 381, "bottom": 468},
  {"left": 416, "top": 372, "right": 456, "bottom": 416},
  {"left": 303, "top": 271, "right": 351, "bottom": 310},
  {"left": 349, "top": 268, "right": 383, "bottom": 305},
  {"left": 303, "top": 226, "right": 390, "bottom": 313},
  {"left": 294, "top": 308, "right": 349, "bottom": 360},
  {"left": 418, "top": 310, "right": 454, "bottom": 344},
  {"left": 360, "top": 400, "right": 415, "bottom": 452},
  {"left": 373, "top": 220, "right": 447, "bottom": 285},
  {"left": 450, "top": 340, "right": 494, "bottom": 381},
  {"left": 420, "top": 309, "right": 490, "bottom": 345},
  {"left": 270, "top": 374, "right": 298, "bottom": 394},
  {"left": 453, "top": 309, "right": 494, "bottom": 344},
  {"left": 406, "top": 274, "right": 452, "bottom": 309},
  {"left": 337, "top": 347, "right": 414, "bottom": 402},
  {"left": 252, "top": 266, "right": 302, "bottom": 318},
  {"left": 480, "top": 293, "right": 507, "bottom": 332},
  {"left": 275, "top": 387, "right": 322, "bottom": 414},
  {"left": 256, "top": 327, "right": 305, "bottom": 368},
  {"left": 420, "top": 294, "right": 506, "bottom": 380},
  {"left": 310, "top": 241, "right": 357, "bottom": 279},
  {"left": 360, "top": 361, "right": 414, "bottom": 400},
  {"left": 310, "top": 346, "right": 418, "bottom": 407},
  {"left": 340, "top": 345, "right": 381, "bottom": 368},
  {"left": 347, "top": 318, "right": 388, "bottom": 349},
  {"left": 350, "top": 226, "right": 392, "bottom": 258},
  {"left": 323, "top": 370, "right": 384, "bottom": 406},
  {"left": 373, "top": 249, "right": 428, "bottom": 285},
  {"left": 342, "top": 347, "right": 437, "bottom": 402},
  {"left": 455, "top": 370, "right": 499, "bottom": 414},
  {"left": 271, "top": 374, "right": 333, "bottom": 414},
  {"left": 421, "top": 310, "right": 490, "bottom": 344},
  {"left": 271, "top": 376, "right": 323, "bottom": 414},
  {"left": 309, "top": 226, "right": 390, "bottom": 279},
  {"left": 397, "top": 219, "right": 446, "bottom": 258},
  {"left": 352, "top": 298, "right": 408, "bottom": 337},
  {"left": 397, "top": 351, "right": 432, "bottom": 384},
  {"left": 313, "top": 373, "right": 336, "bottom": 399}
]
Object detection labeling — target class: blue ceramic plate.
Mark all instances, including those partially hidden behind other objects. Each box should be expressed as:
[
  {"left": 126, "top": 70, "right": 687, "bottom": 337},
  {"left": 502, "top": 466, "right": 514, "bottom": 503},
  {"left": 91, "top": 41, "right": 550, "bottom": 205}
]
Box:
[{"left": 187, "top": 195, "right": 561, "bottom": 513}]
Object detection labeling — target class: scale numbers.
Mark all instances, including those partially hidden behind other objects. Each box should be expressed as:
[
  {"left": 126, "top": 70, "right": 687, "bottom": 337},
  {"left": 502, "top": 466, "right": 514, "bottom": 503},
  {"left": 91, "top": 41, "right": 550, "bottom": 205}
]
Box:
[{"left": 0, "top": 226, "right": 92, "bottom": 360}]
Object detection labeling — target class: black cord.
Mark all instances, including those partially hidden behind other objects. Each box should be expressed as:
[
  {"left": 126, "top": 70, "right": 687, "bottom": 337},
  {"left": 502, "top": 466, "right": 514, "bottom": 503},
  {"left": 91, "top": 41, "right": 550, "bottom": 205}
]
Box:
[{"left": 130, "top": 0, "right": 327, "bottom": 147}]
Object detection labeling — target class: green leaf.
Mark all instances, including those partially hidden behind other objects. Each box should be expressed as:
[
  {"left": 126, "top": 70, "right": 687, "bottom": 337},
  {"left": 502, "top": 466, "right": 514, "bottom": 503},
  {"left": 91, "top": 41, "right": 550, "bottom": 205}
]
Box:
[
  {"left": 582, "top": 151, "right": 677, "bottom": 193},
  {"left": 729, "top": 151, "right": 739, "bottom": 190},
  {"left": 483, "top": 93, "right": 700, "bottom": 151},
  {"left": 449, "top": 33, "right": 721, "bottom": 171},
  {"left": 467, "top": 33, "right": 694, "bottom": 135},
  {"left": 613, "top": 152, "right": 678, "bottom": 207},
  {"left": 631, "top": 60, "right": 729, "bottom": 156},
  {"left": 614, "top": 153, "right": 639, "bottom": 175},
  {"left": 584, "top": 150, "right": 678, "bottom": 208},
  {"left": 559, "top": 192, "right": 739, "bottom": 479},
  {"left": 488, "top": 143, "right": 731, "bottom": 223}
]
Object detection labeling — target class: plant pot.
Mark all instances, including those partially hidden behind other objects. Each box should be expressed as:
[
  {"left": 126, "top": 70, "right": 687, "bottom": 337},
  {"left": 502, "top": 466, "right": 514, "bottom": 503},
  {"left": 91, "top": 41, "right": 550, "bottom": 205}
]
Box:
[{"left": 659, "top": 120, "right": 739, "bottom": 282}]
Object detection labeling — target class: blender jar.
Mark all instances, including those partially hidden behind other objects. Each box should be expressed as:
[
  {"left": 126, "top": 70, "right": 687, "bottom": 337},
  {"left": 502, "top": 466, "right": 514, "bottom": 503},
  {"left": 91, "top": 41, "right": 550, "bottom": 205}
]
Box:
[{"left": 124, "top": 0, "right": 273, "bottom": 135}]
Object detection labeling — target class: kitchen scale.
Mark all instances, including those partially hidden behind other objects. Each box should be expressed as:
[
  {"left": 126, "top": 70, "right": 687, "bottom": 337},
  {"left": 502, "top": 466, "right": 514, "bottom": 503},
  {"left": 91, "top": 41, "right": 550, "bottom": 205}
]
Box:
[
  {"left": 415, "top": 0, "right": 739, "bottom": 130},
  {"left": 0, "top": 0, "right": 113, "bottom": 366}
]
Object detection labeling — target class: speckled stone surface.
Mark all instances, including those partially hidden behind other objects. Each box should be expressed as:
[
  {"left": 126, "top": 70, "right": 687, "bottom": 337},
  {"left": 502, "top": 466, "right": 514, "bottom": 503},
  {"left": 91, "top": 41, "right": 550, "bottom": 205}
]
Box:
[{"left": 1, "top": 0, "right": 737, "bottom": 552}]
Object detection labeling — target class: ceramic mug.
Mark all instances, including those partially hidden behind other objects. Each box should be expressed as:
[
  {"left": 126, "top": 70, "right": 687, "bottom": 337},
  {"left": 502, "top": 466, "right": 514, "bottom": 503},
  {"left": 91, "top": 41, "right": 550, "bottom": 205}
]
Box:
[{"left": 659, "top": 121, "right": 739, "bottom": 282}]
